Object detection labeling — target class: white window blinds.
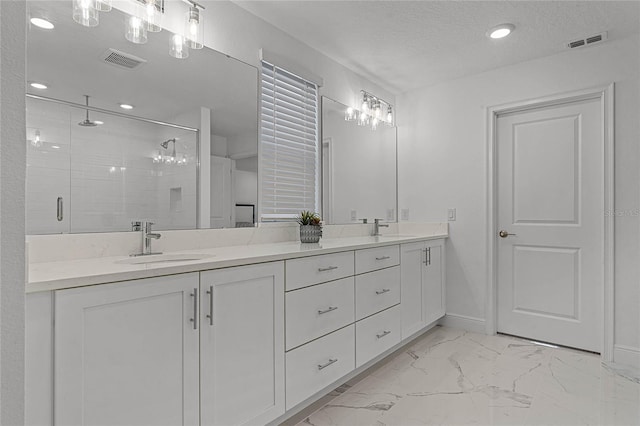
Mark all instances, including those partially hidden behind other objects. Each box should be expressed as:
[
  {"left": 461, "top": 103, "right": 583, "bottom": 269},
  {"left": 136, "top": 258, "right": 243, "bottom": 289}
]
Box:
[{"left": 261, "top": 61, "right": 319, "bottom": 220}]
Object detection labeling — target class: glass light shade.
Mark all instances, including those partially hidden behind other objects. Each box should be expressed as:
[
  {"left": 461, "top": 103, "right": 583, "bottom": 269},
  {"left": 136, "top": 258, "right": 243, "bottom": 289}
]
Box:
[
  {"left": 95, "top": 0, "right": 112, "bottom": 12},
  {"left": 73, "top": 0, "right": 99, "bottom": 27},
  {"left": 386, "top": 105, "right": 393, "bottom": 125},
  {"left": 358, "top": 111, "right": 370, "bottom": 126},
  {"left": 170, "top": 34, "right": 189, "bottom": 59},
  {"left": 371, "top": 117, "right": 379, "bottom": 131},
  {"left": 185, "top": 6, "right": 204, "bottom": 49},
  {"left": 126, "top": 15, "right": 148, "bottom": 44},
  {"left": 144, "top": 0, "right": 162, "bottom": 32},
  {"left": 345, "top": 107, "right": 357, "bottom": 121},
  {"left": 361, "top": 96, "right": 369, "bottom": 113}
]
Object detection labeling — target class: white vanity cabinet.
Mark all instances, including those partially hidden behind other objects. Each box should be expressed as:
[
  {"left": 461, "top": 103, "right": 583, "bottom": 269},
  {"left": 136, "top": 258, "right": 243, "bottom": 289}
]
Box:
[
  {"left": 199, "top": 262, "right": 285, "bottom": 426},
  {"left": 400, "top": 239, "right": 446, "bottom": 339},
  {"left": 54, "top": 273, "right": 201, "bottom": 426}
]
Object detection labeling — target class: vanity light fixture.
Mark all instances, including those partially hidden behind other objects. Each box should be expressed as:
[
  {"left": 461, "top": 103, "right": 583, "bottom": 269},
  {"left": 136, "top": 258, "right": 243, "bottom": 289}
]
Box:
[
  {"left": 487, "top": 23, "right": 515, "bottom": 39},
  {"left": 30, "top": 17, "right": 55, "bottom": 29},
  {"left": 30, "top": 82, "right": 48, "bottom": 90},
  {"left": 72, "top": 0, "right": 99, "bottom": 27},
  {"left": 184, "top": 0, "right": 205, "bottom": 49},
  {"left": 144, "top": 0, "right": 163, "bottom": 32},
  {"left": 28, "top": 129, "right": 43, "bottom": 148},
  {"left": 126, "top": 15, "right": 148, "bottom": 44},
  {"left": 169, "top": 34, "right": 189, "bottom": 59},
  {"left": 95, "top": 0, "right": 112, "bottom": 12},
  {"left": 349, "top": 90, "right": 394, "bottom": 130},
  {"left": 119, "top": 103, "right": 134, "bottom": 110}
]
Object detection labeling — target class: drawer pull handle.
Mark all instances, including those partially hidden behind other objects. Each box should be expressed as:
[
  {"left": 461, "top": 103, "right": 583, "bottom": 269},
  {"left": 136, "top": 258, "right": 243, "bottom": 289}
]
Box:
[
  {"left": 375, "top": 256, "right": 391, "bottom": 261},
  {"left": 318, "top": 306, "right": 338, "bottom": 315},
  {"left": 317, "top": 358, "right": 338, "bottom": 370},
  {"left": 318, "top": 266, "right": 338, "bottom": 272},
  {"left": 376, "top": 330, "right": 392, "bottom": 339},
  {"left": 375, "top": 288, "right": 391, "bottom": 295}
]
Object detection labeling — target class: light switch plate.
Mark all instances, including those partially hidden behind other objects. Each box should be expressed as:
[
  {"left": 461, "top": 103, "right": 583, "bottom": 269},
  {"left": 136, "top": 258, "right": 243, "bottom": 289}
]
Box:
[
  {"left": 401, "top": 209, "right": 410, "bottom": 221},
  {"left": 448, "top": 208, "right": 456, "bottom": 221},
  {"left": 387, "top": 209, "right": 395, "bottom": 221},
  {"left": 351, "top": 210, "right": 357, "bottom": 221}
]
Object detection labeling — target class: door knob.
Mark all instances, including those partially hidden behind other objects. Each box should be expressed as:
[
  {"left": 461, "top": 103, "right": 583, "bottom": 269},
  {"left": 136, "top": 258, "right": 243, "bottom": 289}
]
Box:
[{"left": 499, "top": 230, "right": 516, "bottom": 238}]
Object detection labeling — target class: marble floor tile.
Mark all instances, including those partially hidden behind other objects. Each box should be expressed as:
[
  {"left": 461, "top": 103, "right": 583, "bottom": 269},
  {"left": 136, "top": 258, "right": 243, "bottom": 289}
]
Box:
[{"left": 295, "top": 326, "right": 640, "bottom": 426}]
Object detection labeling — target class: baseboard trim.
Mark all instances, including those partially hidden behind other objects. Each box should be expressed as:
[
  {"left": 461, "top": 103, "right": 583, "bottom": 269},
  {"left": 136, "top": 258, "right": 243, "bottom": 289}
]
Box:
[
  {"left": 438, "top": 313, "right": 486, "bottom": 334},
  {"left": 614, "top": 344, "right": 640, "bottom": 370}
]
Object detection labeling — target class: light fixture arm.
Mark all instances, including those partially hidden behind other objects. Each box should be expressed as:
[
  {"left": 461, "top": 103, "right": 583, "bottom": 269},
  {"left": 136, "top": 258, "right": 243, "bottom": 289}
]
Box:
[{"left": 182, "top": 0, "right": 205, "bottom": 10}]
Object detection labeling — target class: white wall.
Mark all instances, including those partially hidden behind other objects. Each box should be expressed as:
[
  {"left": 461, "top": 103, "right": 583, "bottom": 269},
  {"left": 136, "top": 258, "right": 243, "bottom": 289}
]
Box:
[
  {"left": 397, "top": 35, "right": 640, "bottom": 367},
  {"left": 0, "top": 0, "right": 26, "bottom": 423}
]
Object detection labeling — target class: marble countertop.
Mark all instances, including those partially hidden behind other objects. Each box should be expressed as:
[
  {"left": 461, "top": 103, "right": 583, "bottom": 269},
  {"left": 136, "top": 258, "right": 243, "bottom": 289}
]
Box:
[{"left": 27, "top": 233, "right": 447, "bottom": 293}]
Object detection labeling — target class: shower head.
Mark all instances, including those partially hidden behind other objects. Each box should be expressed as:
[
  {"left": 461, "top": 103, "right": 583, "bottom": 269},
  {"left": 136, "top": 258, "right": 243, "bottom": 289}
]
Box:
[
  {"left": 160, "top": 138, "right": 176, "bottom": 149},
  {"left": 78, "top": 95, "right": 98, "bottom": 127}
]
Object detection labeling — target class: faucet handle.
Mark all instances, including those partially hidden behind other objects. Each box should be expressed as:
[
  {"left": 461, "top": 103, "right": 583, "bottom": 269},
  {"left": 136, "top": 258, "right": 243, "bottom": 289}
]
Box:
[
  {"left": 358, "top": 218, "right": 368, "bottom": 224},
  {"left": 131, "top": 221, "right": 142, "bottom": 231}
]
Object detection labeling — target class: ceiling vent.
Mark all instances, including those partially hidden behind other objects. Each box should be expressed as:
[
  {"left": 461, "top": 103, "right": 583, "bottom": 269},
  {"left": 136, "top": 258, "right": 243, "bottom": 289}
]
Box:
[
  {"left": 101, "top": 49, "right": 147, "bottom": 70},
  {"left": 567, "top": 32, "right": 608, "bottom": 49}
]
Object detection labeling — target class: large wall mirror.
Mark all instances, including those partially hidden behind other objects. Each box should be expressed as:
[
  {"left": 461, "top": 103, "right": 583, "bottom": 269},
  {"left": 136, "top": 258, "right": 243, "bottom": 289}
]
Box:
[
  {"left": 26, "top": 1, "right": 258, "bottom": 234},
  {"left": 321, "top": 97, "right": 397, "bottom": 224}
]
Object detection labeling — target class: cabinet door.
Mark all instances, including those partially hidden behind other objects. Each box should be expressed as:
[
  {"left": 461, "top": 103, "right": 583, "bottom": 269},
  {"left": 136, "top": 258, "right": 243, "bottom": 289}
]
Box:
[
  {"left": 55, "top": 273, "right": 200, "bottom": 426},
  {"left": 424, "top": 241, "right": 445, "bottom": 324},
  {"left": 200, "top": 262, "right": 285, "bottom": 426},
  {"left": 401, "top": 242, "right": 427, "bottom": 338}
]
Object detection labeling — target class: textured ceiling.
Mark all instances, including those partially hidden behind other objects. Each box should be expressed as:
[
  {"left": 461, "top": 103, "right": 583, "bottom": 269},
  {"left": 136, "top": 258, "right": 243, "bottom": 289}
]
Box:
[{"left": 234, "top": 1, "right": 640, "bottom": 94}]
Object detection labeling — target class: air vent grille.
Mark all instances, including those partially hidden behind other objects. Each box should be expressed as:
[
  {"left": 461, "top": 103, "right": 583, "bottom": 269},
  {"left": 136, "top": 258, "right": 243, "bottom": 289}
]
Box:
[
  {"left": 101, "top": 49, "right": 147, "bottom": 69},
  {"left": 567, "top": 32, "right": 608, "bottom": 49}
]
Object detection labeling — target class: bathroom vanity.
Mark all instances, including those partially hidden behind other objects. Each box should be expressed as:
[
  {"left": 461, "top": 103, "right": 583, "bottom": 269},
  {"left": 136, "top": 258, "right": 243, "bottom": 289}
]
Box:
[{"left": 25, "top": 228, "right": 446, "bottom": 426}]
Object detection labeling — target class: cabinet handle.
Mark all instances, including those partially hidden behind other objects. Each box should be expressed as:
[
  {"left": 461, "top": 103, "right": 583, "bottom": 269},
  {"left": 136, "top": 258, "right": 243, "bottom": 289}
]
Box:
[
  {"left": 428, "top": 247, "right": 431, "bottom": 266},
  {"left": 206, "top": 286, "right": 213, "bottom": 326},
  {"left": 376, "top": 330, "right": 392, "bottom": 339},
  {"left": 375, "top": 256, "right": 391, "bottom": 261},
  {"left": 423, "top": 248, "right": 428, "bottom": 265},
  {"left": 190, "top": 288, "right": 198, "bottom": 330},
  {"left": 56, "top": 197, "right": 63, "bottom": 221},
  {"left": 317, "top": 358, "right": 338, "bottom": 370},
  {"left": 318, "top": 266, "right": 338, "bottom": 272},
  {"left": 375, "top": 288, "right": 391, "bottom": 295},
  {"left": 318, "top": 306, "right": 338, "bottom": 315}
]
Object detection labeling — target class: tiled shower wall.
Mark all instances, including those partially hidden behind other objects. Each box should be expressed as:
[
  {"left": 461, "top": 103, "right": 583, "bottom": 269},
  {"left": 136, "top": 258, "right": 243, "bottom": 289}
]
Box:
[{"left": 26, "top": 97, "right": 197, "bottom": 234}]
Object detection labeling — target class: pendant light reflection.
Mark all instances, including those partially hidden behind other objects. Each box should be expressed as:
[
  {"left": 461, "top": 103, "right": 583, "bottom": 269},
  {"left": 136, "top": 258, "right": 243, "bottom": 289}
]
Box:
[
  {"left": 170, "top": 34, "right": 189, "bottom": 59},
  {"left": 185, "top": 3, "right": 204, "bottom": 49},
  {"left": 126, "top": 15, "right": 148, "bottom": 44},
  {"left": 348, "top": 90, "right": 394, "bottom": 130},
  {"left": 73, "top": 0, "right": 98, "bottom": 27}
]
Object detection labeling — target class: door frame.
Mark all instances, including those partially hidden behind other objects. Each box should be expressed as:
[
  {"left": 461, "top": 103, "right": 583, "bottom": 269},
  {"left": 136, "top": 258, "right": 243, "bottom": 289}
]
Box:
[{"left": 485, "top": 84, "right": 614, "bottom": 362}]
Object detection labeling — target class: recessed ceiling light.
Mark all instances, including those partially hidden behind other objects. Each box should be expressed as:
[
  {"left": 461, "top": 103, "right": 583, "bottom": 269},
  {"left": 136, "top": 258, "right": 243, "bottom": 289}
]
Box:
[
  {"left": 119, "top": 104, "right": 134, "bottom": 110},
  {"left": 30, "top": 82, "right": 48, "bottom": 90},
  {"left": 30, "top": 17, "right": 55, "bottom": 29},
  {"left": 488, "top": 23, "right": 515, "bottom": 39}
]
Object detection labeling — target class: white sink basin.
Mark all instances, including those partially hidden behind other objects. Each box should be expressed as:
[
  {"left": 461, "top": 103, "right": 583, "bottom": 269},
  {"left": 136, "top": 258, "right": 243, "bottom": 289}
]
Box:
[
  {"left": 375, "top": 234, "right": 417, "bottom": 239},
  {"left": 116, "top": 253, "right": 215, "bottom": 265}
]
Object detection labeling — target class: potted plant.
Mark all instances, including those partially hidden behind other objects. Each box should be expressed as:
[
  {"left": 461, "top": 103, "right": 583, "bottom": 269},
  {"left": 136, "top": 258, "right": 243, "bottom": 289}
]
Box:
[{"left": 297, "top": 211, "right": 322, "bottom": 243}]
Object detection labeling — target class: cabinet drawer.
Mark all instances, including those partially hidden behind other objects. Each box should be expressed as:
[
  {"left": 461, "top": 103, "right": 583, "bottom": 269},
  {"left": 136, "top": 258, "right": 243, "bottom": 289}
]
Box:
[
  {"left": 286, "top": 251, "right": 355, "bottom": 291},
  {"left": 286, "top": 325, "right": 355, "bottom": 410},
  {"left": 356, "top": 305, "right": 401, "bottom": 368},
  {"left": 355, "top": 245, "right": 400, "bottom": 275},
  {"left": 355, "top": 266, "right": 400, "bottom": 320},
  {"left": 286, "top": 277, "right": 355, "bottom": 351}
]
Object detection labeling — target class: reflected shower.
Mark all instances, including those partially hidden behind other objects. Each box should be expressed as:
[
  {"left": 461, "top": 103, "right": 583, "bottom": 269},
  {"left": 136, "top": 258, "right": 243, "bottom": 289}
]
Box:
[{"left": 78, "top": 95, "right": 98, "bottom": 127}]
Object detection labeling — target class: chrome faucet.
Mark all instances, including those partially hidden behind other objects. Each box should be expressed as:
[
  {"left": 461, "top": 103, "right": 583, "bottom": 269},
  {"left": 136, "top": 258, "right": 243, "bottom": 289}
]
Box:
[
  {"left": 131, "top": 221, "right": 162, "bottom": 256},
  {"left": 373, "top": 218, "right": 389, "bottom": 236}
]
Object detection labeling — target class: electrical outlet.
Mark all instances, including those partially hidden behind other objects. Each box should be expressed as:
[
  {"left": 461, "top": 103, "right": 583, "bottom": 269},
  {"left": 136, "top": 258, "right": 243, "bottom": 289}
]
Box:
[
  {"left": 448, "top": 208, "right": 456, "bottom": 221},
  {"left": 350, "top": 210, "right": 357, "bottom": 221},
  {"left": 401, "top": 209, "right": 410, "bottom": 221},
  {"left": 387, "top": 209, "right": 395, "bottom": 221}
]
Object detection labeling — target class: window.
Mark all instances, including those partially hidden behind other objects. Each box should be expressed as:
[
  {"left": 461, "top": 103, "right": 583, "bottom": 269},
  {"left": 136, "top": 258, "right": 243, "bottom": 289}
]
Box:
[{"left": 260, "top": 61, "right": 319, "bottom": 221}]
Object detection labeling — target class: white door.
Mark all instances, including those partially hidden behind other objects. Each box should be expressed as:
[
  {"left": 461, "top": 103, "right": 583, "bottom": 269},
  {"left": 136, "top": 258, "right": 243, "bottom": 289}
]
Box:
[
  {"left": 210, "top": 155, "right": 233, "bottom": 228},
  {"left": 54, "top": 274, "right": 200, "bottom": 425},
  {"left": 401, "top": 242, "right": 426, "bottom": 338},
  {"left": 423, "top": 241, "right": 445, "bottom": 325},
  {"left": 497, "top": 96, "right": 603, "bottom": 352},
  {"left": 200, "top": 262, "right": 285, "bottom": 426}
]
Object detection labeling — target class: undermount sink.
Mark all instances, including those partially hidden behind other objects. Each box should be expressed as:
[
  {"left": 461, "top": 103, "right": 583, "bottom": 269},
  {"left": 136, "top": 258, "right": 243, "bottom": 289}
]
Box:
[
  {"left": 375, "top": 234, "right": 417, "bottom": 239},
  {"left": 116, "top": 253, "right": 215, "bottom": 265}
]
